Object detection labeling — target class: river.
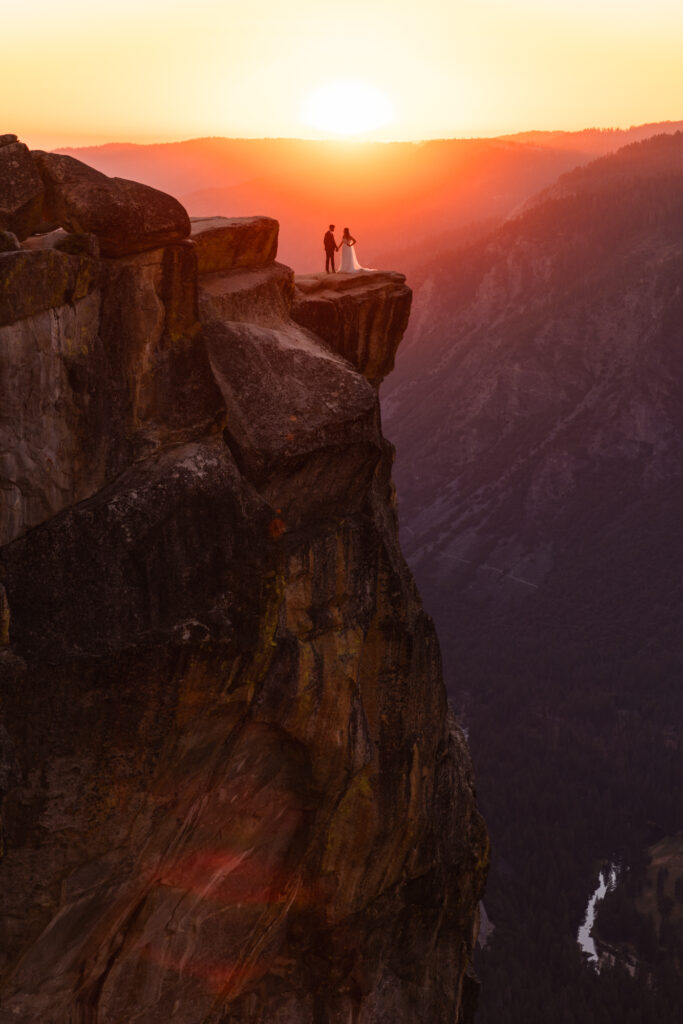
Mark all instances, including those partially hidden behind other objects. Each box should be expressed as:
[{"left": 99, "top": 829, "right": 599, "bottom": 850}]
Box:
[{"left": 577, "top": 864, "right": 618, "bottom": 963}]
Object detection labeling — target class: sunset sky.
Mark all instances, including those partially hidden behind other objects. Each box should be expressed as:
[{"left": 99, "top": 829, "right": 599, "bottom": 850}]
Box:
[{"left": 5, "top": 0, "right": 683, "bottom": 149}]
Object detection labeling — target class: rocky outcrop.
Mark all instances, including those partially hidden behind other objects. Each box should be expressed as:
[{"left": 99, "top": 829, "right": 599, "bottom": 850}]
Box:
[
  {"left": 0, "top": 231, "right": 20, "bottom": 253},
  {"left": 191, "top": 216, "right": 279, "bottom": 274},
  {"left": 204, "top": 319, "right": 380, "bottom": 527},
  {"left": 292, "top": 271, "right": 412, "bottom": 385},
  {"left": 32, "top": 151, "right": 191, "bottom": 256},
  {"left": 0, "top": 238, "right": 220, "bottom": 548},
  {"left": 0, "top": 142, "right": 487, "bottom": 1024},
  {"left": 0, "top": 138, "right": 44, "bottom": 241}
]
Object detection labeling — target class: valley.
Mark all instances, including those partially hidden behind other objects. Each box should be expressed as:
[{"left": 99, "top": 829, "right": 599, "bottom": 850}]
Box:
[{"left": 383, "top": 131, "right": 683, "bottom": 1022}]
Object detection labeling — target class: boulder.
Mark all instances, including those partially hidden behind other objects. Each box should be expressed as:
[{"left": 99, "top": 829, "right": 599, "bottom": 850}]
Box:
[
  {"left": 0, "top": 230, "right": 20, "bottom": 252},
  {"left": 0, "top": 141, "right": 45, "bottom": 240},
  {"left": 32, "top": 151, "right": 190, "bottom": 257},
  {"left": 292, "top": 271, "right": 412, "bottom": 385},
  {"left": 203, "top": 318, "right": 381, "bottom": 526},
  {"left": 190, "top": 216, "right": 278, "bottom": 275}
]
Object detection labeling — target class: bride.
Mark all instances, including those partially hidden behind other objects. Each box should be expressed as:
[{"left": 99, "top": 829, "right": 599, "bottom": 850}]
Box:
[{"left": 339, "top": 227, "right": 370, "bottom": 272}]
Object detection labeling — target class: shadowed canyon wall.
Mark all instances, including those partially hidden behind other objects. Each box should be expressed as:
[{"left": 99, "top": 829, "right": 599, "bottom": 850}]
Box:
[{"left": 0, "top": 141, "right": 487, "bottom": 1024}]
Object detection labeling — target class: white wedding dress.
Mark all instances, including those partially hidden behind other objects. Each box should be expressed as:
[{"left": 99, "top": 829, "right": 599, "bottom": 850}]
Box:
[{"left": 340, "top": 239, "right": 367, "bottom": 272}]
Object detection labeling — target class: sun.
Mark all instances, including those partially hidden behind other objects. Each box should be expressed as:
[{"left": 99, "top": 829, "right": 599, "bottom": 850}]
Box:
[{"left": 300, "top": 80, "right": 396, "bottom": 137}]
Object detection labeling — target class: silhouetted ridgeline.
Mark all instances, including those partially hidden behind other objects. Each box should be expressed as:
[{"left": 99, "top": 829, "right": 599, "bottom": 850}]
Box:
[
  {"left": 56, "top": 122, "right": 683, "bottom": 274},
  {"left": 0, "top": 137, "right": 487, "bottom": 1023}
]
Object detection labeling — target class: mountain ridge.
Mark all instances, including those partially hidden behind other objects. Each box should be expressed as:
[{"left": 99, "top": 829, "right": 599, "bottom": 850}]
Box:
[
  {"left": 382, "top": 129, "right": 683, "bottom": 1023},
  {"left": 54, "top": 122, "right": 683, "bottom": 272}
]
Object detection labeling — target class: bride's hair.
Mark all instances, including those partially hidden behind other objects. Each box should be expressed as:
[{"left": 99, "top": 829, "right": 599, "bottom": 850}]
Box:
[{"left": 343, "top": 227, "right": 350, "bottom": 236}]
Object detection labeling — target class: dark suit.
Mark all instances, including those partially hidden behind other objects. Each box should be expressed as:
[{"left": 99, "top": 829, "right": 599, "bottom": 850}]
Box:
[{"left": 324, "top": 230, "right": 337, "bottom": 273}]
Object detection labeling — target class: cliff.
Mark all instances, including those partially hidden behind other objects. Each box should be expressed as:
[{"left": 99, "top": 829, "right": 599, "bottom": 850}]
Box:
[{"left": 0, "top": 140, "right": 487, "bottom": 1024}]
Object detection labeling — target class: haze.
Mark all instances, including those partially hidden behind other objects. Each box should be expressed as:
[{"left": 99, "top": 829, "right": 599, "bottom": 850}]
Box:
[{"left": 5, "top": 0, "right": 683, "bottom": 149}]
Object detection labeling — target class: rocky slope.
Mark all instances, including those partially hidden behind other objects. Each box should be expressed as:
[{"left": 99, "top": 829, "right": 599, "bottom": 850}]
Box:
[
  {"left": 0, "top": 139, "right": 487, "bottom": 1023},
  {"left": 381, "top": 133, "right": 683, "bottom": 1021},
  {"left": 384, "top": 132, "right": 683, "bottom": 645}
]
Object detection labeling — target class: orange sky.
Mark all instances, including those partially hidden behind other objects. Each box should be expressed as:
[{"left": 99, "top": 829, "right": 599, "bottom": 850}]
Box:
[{"left": 5, "top": 0, "right": 683, "bottom": 149}]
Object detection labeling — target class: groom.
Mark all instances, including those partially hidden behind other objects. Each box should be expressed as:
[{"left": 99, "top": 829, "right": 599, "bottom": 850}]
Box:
[{"left": 324, "top": 224, "right": 338, "bottom": 273}]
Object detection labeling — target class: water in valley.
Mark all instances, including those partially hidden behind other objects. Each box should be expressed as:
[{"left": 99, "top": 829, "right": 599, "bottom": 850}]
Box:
[{"left": 577, "top": 864, "right": 618, "bottom": 963}]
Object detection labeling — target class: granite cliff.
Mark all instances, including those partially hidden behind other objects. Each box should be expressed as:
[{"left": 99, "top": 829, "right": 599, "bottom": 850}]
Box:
[{"left": 0, "top": 139, "right": 487, "bottom": 1023}]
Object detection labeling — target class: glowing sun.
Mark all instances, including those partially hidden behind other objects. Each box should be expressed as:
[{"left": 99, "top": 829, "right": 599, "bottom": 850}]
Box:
[{"left": 300, "top": 80, "right": 395, "bottom": 136}]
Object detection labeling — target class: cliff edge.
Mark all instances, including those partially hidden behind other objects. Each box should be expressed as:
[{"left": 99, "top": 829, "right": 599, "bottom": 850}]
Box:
[{"left": 0, "top": 140, "right": 487, "bottom": 1024}]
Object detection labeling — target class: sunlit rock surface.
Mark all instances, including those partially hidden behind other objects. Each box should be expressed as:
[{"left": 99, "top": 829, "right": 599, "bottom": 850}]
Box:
[
  {"left": 32, "top": 150, "right": 191, "bottom": 256},
  {"left": 0, "top": 144, "right": 487, "bottom": 1024},
  {"left": 190, "top": 216, "right": 279, "bottom": 275}
]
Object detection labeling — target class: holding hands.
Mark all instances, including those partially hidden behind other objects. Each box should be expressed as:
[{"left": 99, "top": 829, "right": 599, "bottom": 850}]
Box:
[{"left": 324, "top": 224, "right": 366, "bottom": 273}]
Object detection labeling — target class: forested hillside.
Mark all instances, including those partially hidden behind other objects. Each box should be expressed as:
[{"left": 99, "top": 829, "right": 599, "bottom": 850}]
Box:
[{"left": 383, "top": 133, "right": 683, "bottom": 1022}]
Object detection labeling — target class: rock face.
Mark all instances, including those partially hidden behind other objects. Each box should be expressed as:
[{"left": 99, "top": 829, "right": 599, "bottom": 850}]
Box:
[
  {"left": 0, "top": 139, "right": 44, "bottom": 240},
  {"left": 191, "top": 216, "right": 279, "bottom": 274},
  {"left": 0, "top": 239, "right": 220, "bottom": 548},
  {"left": 0, "top": 145, "right": 487, "bottom": 1024},
  {"left": 293, "top": 271, "right": 412, "bottom": 386}
]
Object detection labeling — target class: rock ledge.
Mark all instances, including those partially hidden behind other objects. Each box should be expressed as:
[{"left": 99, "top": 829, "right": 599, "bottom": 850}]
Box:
[{"left": 292, "top": 271, "right": 412, "bottom": 385}]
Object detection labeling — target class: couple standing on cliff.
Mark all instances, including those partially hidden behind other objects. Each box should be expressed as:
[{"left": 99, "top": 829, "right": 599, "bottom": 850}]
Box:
[{"left": 324, "top": 224, "right": 370, "bottom": 273}]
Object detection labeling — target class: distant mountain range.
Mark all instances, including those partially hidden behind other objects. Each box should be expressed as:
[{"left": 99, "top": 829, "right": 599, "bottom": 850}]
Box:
[{"left": 57, "top": 122, "right": 683, "bottom": 273}]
